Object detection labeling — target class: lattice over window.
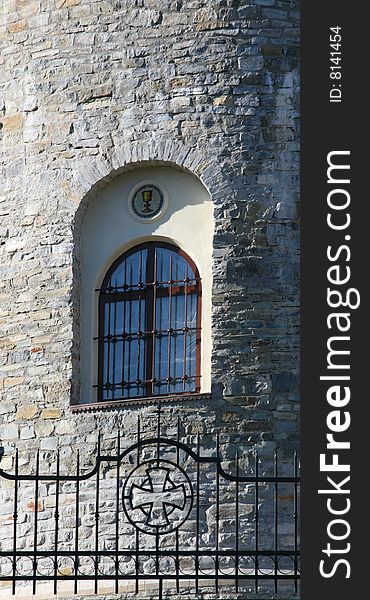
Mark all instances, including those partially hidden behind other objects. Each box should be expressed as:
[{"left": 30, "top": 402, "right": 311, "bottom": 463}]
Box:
[{"left": 97, "top": 242, "right": 202, "bottom": 401}]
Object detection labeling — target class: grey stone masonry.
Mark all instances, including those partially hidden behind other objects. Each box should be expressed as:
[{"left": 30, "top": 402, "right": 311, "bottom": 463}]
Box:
[{"left": 0, "top": 0, "right": 299, "bottom": 597}]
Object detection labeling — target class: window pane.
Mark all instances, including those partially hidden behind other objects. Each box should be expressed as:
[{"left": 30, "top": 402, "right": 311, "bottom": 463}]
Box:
[
  {"left": 187, "top": 293, "right": 197, "bottom": 326},
  {"left": 153, "top": 291, "right": 197, "bottom": 395},
  {"left": 154, "top": 295, "right": 169, "bottom": 394},
  {"left": 102, "top": 297, "right": 146, "bottom": 400},
  {"left": 106, "top": 247, "right": 147, "bottom": 292},
  {"left": 156, "top": 247, "right": 196, "bottom": 288}
]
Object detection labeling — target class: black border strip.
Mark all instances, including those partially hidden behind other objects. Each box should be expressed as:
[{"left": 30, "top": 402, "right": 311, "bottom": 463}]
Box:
[{"left": 301, "top": 2, "right": 367, "bottom": 598}]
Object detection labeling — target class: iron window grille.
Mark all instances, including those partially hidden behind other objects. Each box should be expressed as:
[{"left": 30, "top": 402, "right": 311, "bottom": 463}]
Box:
[{"left": 96, "top": 242, "right": 202, "bottom": 402}]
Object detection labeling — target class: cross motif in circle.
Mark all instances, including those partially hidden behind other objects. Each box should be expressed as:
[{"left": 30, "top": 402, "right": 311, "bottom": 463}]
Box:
[{"left": 131, "top": 467, "right": 186, "bottom": 528}]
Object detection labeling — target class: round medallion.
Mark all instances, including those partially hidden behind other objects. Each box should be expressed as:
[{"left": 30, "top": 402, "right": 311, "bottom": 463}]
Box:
[
  {"left": 122, "top": 460, "right": 193, "bottom": 535},
  {"left": 130, "top": 184, "right": 164, "bottom": 220}
]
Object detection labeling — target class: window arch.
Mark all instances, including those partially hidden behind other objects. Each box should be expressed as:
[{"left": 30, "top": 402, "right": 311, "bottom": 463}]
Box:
[{"left": 97, "top": 241, "right": 202, "bottom": 402}]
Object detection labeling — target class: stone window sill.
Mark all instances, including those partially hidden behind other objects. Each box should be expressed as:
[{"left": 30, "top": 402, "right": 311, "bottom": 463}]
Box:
[{"left": 70, "top": 392, "right": 211, "bottom": 413}]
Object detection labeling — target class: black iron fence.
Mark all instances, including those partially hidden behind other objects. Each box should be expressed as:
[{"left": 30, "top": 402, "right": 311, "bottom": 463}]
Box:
[{"left": 0, "top": 416, "right": 300, "bottom": 598}]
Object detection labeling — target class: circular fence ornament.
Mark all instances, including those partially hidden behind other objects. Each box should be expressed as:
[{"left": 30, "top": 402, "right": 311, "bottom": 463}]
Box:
[{"left": 122, "top": 460, "right": 193, "bottom": 535}]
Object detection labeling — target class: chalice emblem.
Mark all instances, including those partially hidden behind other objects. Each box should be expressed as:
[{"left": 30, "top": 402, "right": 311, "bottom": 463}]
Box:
[
  {"left": 131, "top": 184, "right": 164, "bottom": 220},
  {"left": 142, "top": 189, "right": 154, "bottom": 213}
]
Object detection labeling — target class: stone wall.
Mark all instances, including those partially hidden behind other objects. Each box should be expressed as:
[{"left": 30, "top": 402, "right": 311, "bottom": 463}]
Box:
[{"left": 0, "top": 0, "right": 300, "bottom": 597}]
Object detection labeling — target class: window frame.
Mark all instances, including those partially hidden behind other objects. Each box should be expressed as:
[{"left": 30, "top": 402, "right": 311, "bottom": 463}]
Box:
[{"left": 96, "top": 241, "right": 202, "bottom": 403}]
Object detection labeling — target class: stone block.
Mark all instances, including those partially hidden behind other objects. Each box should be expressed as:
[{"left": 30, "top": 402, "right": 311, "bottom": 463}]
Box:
[
  {"left": 0, "top": 114, "right": 23, "bottom": 131},
  {"left": 0, "top": 423, "right": 19, "bottom": 440},
  {"left": 41, "top": 408, "right": 62, "bottom": 419},
  {"left": 20, "top": 425, "right": 36, "bottom": 439},
  {"left": 40, "top": 437, "right": 57, "bottom": 450},
  {"left": 8, "top": 19, "right": 26, "bottom": 33},
  {"left": 16, "top": 404, "right": 38, "bottom": 420}
]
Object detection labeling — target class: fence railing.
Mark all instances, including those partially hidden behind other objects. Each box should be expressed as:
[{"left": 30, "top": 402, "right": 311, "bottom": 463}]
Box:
[{"left": 0, "top": 415, "right": 300, "bottom": 598}]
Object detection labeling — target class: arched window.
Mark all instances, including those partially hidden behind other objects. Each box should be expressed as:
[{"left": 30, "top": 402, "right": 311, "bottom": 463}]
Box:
[
  {"left": 97, "top": 242, "right": 202, "bottom": 402},
  {"left": 76, "top": 165, "right": 213, "bottom": 407}
]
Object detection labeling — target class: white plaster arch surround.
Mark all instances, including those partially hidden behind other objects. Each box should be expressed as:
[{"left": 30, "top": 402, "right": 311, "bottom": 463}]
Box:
[{"left": 79, "top": 165, "right": 214, "bottom": 404}]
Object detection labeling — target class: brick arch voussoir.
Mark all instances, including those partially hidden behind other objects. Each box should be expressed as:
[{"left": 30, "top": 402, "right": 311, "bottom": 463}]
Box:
[{"left": 71, "top": 138, "right": 234, "bottom": 228}]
